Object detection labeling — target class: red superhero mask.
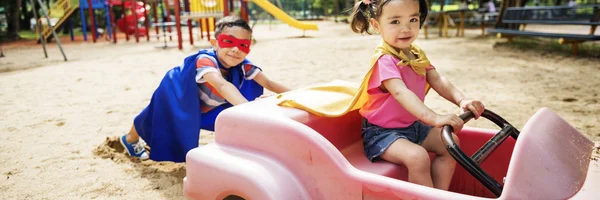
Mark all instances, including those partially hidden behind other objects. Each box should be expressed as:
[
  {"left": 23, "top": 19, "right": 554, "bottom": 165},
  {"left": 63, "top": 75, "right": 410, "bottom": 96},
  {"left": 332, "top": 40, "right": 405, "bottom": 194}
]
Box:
[{"left": 217, "top": 34, "right": 251, "bottom": 54}]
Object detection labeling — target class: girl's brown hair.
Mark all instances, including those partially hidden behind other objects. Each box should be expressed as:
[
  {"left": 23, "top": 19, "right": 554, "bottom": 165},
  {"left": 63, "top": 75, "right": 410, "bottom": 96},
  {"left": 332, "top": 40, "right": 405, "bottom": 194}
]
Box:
[{"left": 350, "top": 0, "right": 429, "bottom": 34}]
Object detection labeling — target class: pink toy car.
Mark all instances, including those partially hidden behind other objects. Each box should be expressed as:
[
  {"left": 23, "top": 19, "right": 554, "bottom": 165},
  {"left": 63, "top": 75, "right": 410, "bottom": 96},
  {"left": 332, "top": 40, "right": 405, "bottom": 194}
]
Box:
[{"left": 183, "top": 88, "right": 599, "bottom": 199}]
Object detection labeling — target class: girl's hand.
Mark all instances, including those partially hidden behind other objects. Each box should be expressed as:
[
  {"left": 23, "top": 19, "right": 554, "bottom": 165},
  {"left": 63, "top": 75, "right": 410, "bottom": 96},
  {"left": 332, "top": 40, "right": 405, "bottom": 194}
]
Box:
[
  {"left": 433, "top": 114, "right": 464, "bottom": 133},
  {"left": 459, "top": 99, "right": 485, "bottom": 119}
]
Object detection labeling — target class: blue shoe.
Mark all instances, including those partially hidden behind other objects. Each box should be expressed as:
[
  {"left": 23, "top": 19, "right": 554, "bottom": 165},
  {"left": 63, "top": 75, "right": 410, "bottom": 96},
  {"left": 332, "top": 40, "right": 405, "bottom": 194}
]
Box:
[{"left": 120, "top": 135, "right": 149, "bottom": 160}]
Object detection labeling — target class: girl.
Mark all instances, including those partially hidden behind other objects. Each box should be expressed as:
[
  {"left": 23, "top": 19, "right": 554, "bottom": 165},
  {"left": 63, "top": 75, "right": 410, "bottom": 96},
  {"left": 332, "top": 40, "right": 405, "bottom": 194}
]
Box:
[{"left": 350, "top": 0, "right": 485, "bottom": 190}]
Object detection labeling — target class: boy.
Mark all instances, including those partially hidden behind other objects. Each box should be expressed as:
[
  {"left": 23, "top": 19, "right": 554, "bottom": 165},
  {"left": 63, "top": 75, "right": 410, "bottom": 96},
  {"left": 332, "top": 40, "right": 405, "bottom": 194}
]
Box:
[{"left": 120, "top": 16, "right": 290, "bottom": 162}]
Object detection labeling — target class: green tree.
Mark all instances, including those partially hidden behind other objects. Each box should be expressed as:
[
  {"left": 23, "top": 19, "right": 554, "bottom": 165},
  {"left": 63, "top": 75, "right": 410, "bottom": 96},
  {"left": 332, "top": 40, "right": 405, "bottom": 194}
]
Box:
[
  {"left": 1, "top": 0, "right": 22, "bottom": 40},
  {"left": 20, "top": 0, "right": 33, "bottom": 32}
]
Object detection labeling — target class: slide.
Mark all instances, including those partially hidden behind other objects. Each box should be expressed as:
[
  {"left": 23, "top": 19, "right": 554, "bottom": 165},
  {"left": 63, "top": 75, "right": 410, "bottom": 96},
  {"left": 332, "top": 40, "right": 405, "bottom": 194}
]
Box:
[
  {"left": 250, "top": 0, "right": 318, "bottom": 31},
  {"left": 115, "top": 1, "right": 148, "bottom": 35}
]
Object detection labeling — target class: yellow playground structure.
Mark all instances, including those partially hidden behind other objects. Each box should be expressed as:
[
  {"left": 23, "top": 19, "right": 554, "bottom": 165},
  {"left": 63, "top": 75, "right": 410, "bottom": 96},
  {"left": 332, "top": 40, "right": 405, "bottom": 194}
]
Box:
[
  {"left": 36, "top": 0, "right": 79, "bottom": 41},
  {"left": 187, "top": 0, "right": 318, "bottom": 31},
  {"left": 249, "top": 0, "right": 318, "bottom": 31},
  {"left": 171, "top": 0, "right": 318, "bottom": 49}
]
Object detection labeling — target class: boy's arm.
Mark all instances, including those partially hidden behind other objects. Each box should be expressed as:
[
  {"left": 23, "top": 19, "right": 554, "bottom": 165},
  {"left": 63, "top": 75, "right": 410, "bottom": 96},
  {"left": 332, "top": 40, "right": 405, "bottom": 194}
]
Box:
[
  {"left": 383, "top": 78, "right": 463, "bottom": 131},
  {"left": 253, "top": 71, "right": 291, "bottom": 94},
  {"left": 203, "top": 72, "right": 249, "bottom": 105}
]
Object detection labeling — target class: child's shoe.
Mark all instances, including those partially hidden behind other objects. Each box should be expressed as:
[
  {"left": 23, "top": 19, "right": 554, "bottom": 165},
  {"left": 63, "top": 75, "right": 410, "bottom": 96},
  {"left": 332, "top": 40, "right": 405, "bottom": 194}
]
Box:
[{"left": 120, "top": 135, "right": 149, "bottom": 160}]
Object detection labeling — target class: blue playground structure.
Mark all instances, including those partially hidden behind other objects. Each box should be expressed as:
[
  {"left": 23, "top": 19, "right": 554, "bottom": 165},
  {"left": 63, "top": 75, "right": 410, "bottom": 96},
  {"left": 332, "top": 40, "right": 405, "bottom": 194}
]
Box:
[{"left": 78, "top": 0, "right": 112, "bottom": 42}]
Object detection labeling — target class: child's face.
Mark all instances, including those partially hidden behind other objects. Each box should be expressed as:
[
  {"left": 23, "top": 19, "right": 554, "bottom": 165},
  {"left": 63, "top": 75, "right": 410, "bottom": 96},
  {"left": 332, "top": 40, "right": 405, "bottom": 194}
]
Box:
[
  {"left": 371, "top": 0, "right": 421, "bottom": 50},
  {"left": 214, "top": 26, "right": 252, "bottom": 68}
]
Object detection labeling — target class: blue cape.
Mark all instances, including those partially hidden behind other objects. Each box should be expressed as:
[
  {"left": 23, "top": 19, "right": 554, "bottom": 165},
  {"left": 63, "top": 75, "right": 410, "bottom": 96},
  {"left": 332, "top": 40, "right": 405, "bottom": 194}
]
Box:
[{"left": 134, "top": 49, "right": 263, "bottom": 162}]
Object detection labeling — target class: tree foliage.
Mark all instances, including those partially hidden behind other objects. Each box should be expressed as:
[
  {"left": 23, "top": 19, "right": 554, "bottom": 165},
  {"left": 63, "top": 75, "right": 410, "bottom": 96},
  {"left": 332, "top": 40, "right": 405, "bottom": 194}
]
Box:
[{"left": 1, "top": 0, "right": 22, "bottom": 40}]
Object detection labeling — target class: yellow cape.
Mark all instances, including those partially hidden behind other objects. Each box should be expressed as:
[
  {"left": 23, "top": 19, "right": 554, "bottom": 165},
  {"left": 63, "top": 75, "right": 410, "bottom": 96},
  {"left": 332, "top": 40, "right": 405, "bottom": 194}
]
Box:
[{"left": 276, "top": 42, "right": 431, "bottom": 117}]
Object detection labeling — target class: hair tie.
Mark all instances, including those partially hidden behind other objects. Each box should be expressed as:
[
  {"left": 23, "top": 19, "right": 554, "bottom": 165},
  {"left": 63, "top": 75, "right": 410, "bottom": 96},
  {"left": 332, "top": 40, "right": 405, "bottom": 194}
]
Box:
[{"left": 360, "top": 0, "right": 375, "bottom": 19}]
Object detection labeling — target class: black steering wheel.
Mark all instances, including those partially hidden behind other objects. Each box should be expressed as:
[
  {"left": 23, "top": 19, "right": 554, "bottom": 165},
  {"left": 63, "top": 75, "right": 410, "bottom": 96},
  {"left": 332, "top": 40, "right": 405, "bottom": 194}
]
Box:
[{"left": 441, "top": 109, "right": 520, "bottom": 197}]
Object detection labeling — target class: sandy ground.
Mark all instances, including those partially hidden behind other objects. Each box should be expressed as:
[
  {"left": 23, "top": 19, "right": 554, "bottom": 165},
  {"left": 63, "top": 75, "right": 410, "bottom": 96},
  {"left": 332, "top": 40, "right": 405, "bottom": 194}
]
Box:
[{"left": 1, "top": 21, "right": 599, "bottom": 199}]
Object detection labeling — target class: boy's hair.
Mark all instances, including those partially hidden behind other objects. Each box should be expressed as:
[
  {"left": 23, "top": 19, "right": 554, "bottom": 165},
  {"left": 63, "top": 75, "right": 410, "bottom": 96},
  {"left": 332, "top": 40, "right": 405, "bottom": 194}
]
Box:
[
  {"left": 350, "top": 0, "right": 429, "bottom": 34},
  {"left": 214, "top": 16, "right": 253, "bottom": 37}
]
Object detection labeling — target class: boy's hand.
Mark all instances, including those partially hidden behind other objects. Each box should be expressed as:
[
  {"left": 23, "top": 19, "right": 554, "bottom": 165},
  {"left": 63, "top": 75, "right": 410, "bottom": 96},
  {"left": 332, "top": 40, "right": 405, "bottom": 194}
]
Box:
[
  {"left": 459, "top": 99, "right": 485, "bottom": 119},
  {"left": 433, "top": 114, "right": 464, "bottom": 133}
]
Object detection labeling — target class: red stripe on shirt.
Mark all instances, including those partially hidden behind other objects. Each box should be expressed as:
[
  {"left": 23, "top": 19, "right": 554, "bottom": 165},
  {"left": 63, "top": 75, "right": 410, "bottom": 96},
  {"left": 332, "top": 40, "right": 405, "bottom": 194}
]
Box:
[
  {"left": 244, "top": 64, "right": 252, "bottom": 72},
  {"left": 196, "top": 58, "right": 217, "bottom": 69},
  {"left": 200, "top": 105, "right": 212, "bottom": 112},
  {"left": 204, "top": 82, "right": 224, "bottom": 99}
]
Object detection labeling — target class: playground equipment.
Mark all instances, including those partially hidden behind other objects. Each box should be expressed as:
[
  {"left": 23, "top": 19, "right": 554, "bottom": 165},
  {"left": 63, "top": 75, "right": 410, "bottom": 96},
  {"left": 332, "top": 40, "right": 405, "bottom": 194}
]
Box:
[
  {"left": 79, "top": 0, "right": 113, "bottom": 42},
  {"left": 184, "top": 0, "right": 224, "bottom": 44},
  {"left": 166, "top": 0, "right": 318, "bottom": 49},
  {"left": 35, "top": 0, "right": 112, "bottom": 43},
  {"left": 35, "top": 0, "right": 78, "bottom": 42},
  {"left": 31, "top": 0, "right": 68, "bottom": 61},
  {"left": 150, "top": 0, "right": 175, "bottom": 48},
  {"left": 250, "top": 0, "right": 318, "bottom": 31},
  {"left": 183, "top": 81, "right": 599, "bottom": 199},
  {"left": 114, "top": 1, "right": 149, "bottom": 37},
  {"left": 36, "top": 0, "right": 317, "bottom": 49},
  {"left": 102, "top": 0, "right": 222, "bottom": 47}
]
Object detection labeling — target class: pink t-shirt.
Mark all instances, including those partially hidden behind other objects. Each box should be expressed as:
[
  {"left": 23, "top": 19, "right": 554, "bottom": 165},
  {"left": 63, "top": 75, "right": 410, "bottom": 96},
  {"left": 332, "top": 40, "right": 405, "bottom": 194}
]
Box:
[{"left": 359, "top": 55, "right": 435, "bottom": 128}]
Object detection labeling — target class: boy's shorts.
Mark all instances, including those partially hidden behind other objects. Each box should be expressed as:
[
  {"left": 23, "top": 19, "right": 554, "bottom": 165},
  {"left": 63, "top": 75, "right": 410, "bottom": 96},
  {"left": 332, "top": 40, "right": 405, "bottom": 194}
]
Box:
[{"left": 361, "top": 119, "right": 433, "bottom": 162}]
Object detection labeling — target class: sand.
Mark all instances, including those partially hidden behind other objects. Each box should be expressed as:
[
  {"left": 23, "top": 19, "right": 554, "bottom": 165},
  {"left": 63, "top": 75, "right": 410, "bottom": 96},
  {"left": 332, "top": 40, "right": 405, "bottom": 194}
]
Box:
[{"left": 1, "top": 21, "right": 598, "bottom": 199}]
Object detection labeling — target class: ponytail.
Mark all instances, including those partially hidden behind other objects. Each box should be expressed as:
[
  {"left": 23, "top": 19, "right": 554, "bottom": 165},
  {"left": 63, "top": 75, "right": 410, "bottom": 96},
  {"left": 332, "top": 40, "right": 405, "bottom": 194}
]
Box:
[
  {"left": 350, "top": 1, "right": 375, "bottom": 34},
  {"left": 419, "top": 0, "right": 429, "bottom": 28}
]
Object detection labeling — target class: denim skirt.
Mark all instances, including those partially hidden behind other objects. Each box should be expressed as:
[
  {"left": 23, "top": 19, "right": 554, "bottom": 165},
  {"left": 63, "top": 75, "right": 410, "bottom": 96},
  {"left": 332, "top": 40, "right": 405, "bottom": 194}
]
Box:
[{"left": 361, "top": 119, "right": 433, "bottom": 162}]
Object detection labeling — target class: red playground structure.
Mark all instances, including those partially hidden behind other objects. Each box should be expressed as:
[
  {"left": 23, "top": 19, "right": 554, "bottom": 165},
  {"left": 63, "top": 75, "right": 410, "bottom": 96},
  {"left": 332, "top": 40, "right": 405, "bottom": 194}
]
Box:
[
  {"left": 114, "top": 1, "right": 148, "bottom": 37},
  {"left": 106, "top": 0, "right": 249, "bottom": 49}
]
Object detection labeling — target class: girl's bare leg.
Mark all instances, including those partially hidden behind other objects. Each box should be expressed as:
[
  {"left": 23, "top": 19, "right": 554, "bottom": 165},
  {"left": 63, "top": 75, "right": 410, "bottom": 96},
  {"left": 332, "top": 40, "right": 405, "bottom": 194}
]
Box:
[
  {"left": 421, "top": 127, "right": 460, "bottom": 190},
  {"left": 380, "top": 139, "right": 434, "bottom": 187}
]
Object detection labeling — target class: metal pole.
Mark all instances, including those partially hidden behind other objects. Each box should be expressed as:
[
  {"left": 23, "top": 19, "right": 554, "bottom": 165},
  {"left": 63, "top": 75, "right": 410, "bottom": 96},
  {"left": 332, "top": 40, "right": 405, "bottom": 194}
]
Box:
[
  {"left": 165, "top": 0, "right": 173, "bottom": 41},
  {"left": 186, "top": 0, "right": 193, "bottom": 45},
  {"left": 109, "top": 2, "right": 117, "bottom": 43},
  {"left": 174, "top": 0, "right": 183, "bottom": 50},
  {"left": 143, "top": 0, "right": 150, "bottom": 41},
  {"left": 86, "top": 0, "right": 97, "bottom": 42},
  {"left": 303, "top": 0, "right": 307, "bottom": 19},
  {"left": 30, "top": 0, "right": 48, "bottom": 58},
  {"left": 132, "top": 0, "right": 140, "bottom": 43},
  {"left": 152, "top": 1, "right": 159, "bottom": 40},
  {"left": 105, "top": 4, "right": 112, "bottom": 40},
  {"left": 69, "top": 17, "right": 74, "bottom": 41},
  {"left": 36, "top": 0, "right": 68, "bottom": 61},
  {"left": 79, "top": 0, "right": 87, "bottom": 41},
  {"left": 223, "top": 0, "right": 229, "bottom": 16},
  {"left": 240, "top": 0, "right": 248, "bottom": 21},
  {"left": 160, "top": 0, "right": 168, "bottom": 47},
  {"left": 122, "top": 0, "right": 129, "bottom": 41}
]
